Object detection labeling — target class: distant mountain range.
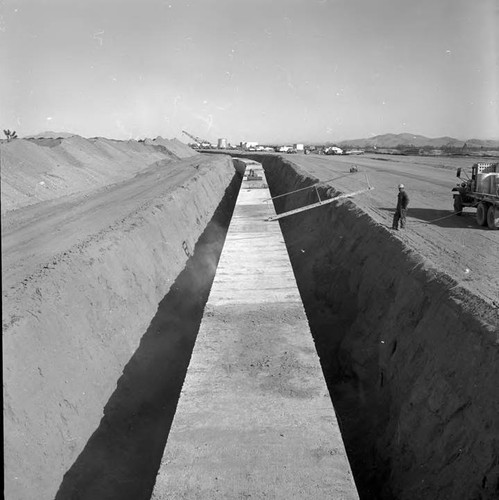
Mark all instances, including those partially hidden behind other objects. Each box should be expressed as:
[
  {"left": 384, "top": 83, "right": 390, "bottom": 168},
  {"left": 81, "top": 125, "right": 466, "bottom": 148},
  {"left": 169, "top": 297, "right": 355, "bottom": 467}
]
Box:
[{"left": 336, "top": 133, "right": 499, "bottom": 149}]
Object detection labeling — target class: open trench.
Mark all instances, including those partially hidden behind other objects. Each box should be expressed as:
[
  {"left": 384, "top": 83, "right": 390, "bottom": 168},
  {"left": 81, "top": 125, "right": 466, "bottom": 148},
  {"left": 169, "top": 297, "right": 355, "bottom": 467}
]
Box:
[
  {"left": 52, "top": 155, "right": 499, "bottom": 500},
  {"left": 256, "top": 155, "right": 499, "bottom": 500}
]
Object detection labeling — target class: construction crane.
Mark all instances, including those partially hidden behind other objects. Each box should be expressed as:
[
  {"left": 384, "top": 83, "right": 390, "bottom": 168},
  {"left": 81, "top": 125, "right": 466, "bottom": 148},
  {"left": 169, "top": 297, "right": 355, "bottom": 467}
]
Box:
[{"left": 181, "top": 130, "right": 212, "bottom": 149}]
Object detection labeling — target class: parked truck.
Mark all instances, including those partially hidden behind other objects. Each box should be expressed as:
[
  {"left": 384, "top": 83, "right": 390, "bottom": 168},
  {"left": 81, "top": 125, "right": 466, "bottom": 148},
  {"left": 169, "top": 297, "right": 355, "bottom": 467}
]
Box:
[{"left": 452, "top": 162, "right": 499, "bottom": 229}]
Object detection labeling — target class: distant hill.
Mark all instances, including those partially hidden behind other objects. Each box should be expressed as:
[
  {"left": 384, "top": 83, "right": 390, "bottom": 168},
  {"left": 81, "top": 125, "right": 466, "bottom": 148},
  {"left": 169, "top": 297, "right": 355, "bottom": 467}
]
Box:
[
  {"left": 24, "top": 131, "right": 76, "bottom": 139},
  {"left": 337, "top": 133, "right": 499, "bottom": 150}
]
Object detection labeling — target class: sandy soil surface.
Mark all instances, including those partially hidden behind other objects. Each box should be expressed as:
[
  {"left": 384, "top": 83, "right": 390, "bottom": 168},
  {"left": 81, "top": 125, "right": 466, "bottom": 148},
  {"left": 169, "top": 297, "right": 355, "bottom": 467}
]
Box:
[{"left": 284, "top": 153, "right": 499, "bottom": 306}]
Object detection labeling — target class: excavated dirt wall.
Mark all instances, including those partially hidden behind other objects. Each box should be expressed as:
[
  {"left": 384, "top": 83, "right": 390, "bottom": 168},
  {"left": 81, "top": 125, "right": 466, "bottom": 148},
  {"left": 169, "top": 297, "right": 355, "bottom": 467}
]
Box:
[
  {"left": 259, "top": 155, "right": 499, "bottom": 500},
  {"left": 3, "top": 157, "right": 241, "bottom": 500}
]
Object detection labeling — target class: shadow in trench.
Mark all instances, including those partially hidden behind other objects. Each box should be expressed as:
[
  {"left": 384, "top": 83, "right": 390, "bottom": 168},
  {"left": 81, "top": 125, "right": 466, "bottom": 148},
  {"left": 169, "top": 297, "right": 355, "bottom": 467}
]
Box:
[{"left": 55, "top": 174, "right": 241, "bottom": 500}]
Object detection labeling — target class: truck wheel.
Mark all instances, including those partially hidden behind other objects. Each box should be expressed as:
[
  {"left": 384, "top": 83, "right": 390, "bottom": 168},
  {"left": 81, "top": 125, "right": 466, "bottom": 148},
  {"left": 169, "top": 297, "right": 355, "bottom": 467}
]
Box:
[
  {"left": 453, "top": 195, "right": 463, "bottom": 215},
  {"left": 487, "top": 205, "right": 499, "bottom": 229},
  {"left": 476, "top": 202, "right": 487, "bottom": 226}
]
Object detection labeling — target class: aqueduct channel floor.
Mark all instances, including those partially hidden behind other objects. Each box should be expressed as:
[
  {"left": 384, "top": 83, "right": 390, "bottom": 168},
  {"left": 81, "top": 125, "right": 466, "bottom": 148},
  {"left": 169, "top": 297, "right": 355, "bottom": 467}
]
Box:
[{"left": 151, "top": 161, "right": 358, "bottom": 498}]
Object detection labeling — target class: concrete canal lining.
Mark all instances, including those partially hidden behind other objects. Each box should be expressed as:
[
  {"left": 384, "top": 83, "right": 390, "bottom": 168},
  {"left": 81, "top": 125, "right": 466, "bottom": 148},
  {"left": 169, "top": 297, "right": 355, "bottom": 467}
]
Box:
[{"left": 151, "top": 160, "right": 358, "bottom": 499}]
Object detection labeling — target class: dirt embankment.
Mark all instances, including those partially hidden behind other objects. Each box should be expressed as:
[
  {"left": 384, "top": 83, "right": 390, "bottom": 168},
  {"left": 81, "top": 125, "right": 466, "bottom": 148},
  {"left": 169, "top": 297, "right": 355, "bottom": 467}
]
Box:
[
  {"left": 261, "top": 155, "right": 499, "bottom": 499},
  {"left": 144, "top": 136, "right": 200, "bottom": 159},
  {"left": 0, "top": 135, "right": 197, "bottom": 214},
  {"left": 3, "top": 151, "right": 239, "bottom": 500}
]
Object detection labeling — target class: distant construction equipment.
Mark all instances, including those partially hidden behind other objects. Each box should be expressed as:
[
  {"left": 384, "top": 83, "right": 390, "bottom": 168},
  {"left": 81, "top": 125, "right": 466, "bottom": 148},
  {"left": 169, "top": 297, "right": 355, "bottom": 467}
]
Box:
[{"left": 182, "top": 130, "right": 212, "bottom": 149}]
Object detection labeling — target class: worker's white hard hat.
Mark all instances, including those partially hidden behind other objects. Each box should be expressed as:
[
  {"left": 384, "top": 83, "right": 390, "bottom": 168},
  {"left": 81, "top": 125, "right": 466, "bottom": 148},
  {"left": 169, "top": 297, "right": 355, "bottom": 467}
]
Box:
[{"left": 398, "top": 184, "right": 404, "bottom": 189}]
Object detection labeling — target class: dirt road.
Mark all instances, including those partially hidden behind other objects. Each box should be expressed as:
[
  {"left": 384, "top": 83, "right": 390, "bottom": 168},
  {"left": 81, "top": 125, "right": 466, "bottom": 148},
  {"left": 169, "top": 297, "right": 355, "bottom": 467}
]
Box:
[
  {"left": 284, "top": 153, "right": 499, "bottom": 305},
  {"left": 2, "top": 155, "right": 204, "bottom": 292}
]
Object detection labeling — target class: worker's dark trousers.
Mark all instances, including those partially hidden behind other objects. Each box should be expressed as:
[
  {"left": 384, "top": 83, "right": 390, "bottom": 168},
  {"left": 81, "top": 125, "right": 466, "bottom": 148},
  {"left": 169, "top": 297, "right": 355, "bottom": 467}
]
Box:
[{"left": 392, "top": 208, "right": 407, "bottom": 229}]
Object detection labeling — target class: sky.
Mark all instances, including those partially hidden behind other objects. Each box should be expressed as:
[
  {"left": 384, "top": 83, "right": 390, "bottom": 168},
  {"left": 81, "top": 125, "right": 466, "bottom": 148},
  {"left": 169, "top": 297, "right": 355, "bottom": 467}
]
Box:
[{"left": 1, "top": 0, "right": 498, "bottom": 144}]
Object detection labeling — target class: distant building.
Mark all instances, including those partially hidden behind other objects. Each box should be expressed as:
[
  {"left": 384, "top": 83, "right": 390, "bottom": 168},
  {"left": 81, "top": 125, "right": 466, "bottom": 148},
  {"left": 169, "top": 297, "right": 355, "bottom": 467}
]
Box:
[
  {"left": 241, "top": 141, "right": 259, "bottom": 150},
  {"left": 217, "top": 138, "right": 228, "bottom": 149}
]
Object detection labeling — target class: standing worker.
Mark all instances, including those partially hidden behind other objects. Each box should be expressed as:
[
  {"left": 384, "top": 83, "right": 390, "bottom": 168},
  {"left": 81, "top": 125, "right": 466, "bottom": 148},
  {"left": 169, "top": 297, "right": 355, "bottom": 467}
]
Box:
[{"left": 392, "top": 184, "right": 409, "bottom": 230}]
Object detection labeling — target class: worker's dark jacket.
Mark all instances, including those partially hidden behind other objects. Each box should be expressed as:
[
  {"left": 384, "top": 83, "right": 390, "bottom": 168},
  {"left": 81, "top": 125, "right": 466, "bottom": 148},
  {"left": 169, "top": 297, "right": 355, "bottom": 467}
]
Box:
[{"left": 396, "top": 191, "right": 409, "bottom": 211}]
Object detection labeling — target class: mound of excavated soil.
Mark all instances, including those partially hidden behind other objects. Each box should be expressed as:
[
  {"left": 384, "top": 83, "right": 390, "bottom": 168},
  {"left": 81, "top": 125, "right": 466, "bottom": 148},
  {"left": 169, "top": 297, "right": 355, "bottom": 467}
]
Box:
[
  {"left": 0, "top": 135, "right": 197, "bottom": 214},
  {"left": 144, "top": 136, "right": 199, "bottom": 159},
  {"left": 2, "top": 139, "right": 238, "bottom": 499}
]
